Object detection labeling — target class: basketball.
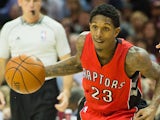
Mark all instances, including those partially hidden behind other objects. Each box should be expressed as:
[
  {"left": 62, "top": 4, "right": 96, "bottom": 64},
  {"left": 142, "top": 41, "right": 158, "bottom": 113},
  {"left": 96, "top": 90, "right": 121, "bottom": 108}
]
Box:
[{"left": 5, "top": 54, "right": 45, "bottom": 94}]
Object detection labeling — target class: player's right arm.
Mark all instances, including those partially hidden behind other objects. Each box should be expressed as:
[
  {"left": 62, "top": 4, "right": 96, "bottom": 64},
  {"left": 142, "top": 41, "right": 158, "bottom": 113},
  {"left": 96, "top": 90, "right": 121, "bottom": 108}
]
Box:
[
  {"left": 125, "top": 46, "right": 160, "bottom": 120},
  {"left": 45, "top": 32, "right": 88, "bottom": 77}
]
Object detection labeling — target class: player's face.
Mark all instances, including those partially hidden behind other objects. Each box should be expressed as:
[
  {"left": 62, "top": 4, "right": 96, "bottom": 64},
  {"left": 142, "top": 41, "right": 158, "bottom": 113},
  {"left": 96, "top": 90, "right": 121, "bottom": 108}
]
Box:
[
  {"left": 18, "top": 0, "right": 42, "bottom": 22},
  {"left": 89, "top": 15, "right": 120, "bottom": 51}
]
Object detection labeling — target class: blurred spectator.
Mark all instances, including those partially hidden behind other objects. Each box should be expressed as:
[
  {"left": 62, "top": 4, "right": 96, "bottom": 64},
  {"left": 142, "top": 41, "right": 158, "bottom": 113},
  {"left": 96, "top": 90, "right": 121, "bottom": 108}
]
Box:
[
  {"left": 64, "top": 0, "right": 83, "bottom": 33},
  {"left": 129, "top": 0, "right": 151, "bottom": 17},
  {"left": 78, "top": 10, "right": 90, "bottom": 32},
  {"left": 121, "top": 2, "right": 133, "bottom": 22},
  {"left": 135, "top": 39, "right": 147, "bottom": 49},
  {"left": 90, "top": 0, "right": 108, "bottom": 9},
  {"left": 79, "top": 0, "right": 91, "bottom": 12},
  {"left": 61, "top": 14, "right": 89, "bottom": 41},
  {"left": 0, "top": 0, "right": 20, "bottom": 29},
  {"left": 141, "top": 20, "right": 159, "bottom": 62},
  {"left": 130, "top": 11, "right": 149, "bottom": 40},
  {"left": 61, "top": 17, "right": 78, "bottom": 56},
  {"left": 108, "top": 0, "right": 124, "bottom": 10},
  {"left": 119, "top": 2, "right": 134, "bottom": 37},
  {"left": 141, "top": 78, "right": 156, "bottom": 104},
  {"left": 42, "top": 0, "right": 65, "bottom": 21},
  {"left": 150, "top": 0, "right": 160, "bottom": 35},
  {"left": 61, "top": 17, "right": 73, "bottom": 38},
  {"left": 135, "top": 39, "right": 158, "bottom": 63},
  {"left": 117, "top": 10, "right": 130, "bottom": 39},
  {"left": 126, "top": 35, "right": 136, "bottom": 45}
]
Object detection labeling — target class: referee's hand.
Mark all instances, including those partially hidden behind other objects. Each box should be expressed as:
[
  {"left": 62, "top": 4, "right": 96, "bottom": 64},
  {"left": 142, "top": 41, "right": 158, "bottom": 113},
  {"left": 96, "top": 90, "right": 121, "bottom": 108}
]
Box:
[
  {"left": 55, "top": 90, "right": 69, "bottom": 112},
  {"left": 0, "top": 90, "right": 5, "bottom": 110}
]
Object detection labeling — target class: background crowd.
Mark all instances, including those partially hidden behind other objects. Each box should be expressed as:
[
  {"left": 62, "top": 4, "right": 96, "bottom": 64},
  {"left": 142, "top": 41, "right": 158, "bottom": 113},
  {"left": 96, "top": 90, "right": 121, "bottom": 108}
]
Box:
[{"left": 0, "top": 0, "right": 160, "bottom": 120}]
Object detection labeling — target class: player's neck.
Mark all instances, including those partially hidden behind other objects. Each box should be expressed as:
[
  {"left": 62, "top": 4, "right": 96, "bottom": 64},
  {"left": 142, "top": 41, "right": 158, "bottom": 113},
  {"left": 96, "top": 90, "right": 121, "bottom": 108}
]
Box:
[
  {"left": 96, "top": 39, "right": 117, "bottom": 65},
  {"left": 97, "top": 39, "right": 117, "bottom": 57}
]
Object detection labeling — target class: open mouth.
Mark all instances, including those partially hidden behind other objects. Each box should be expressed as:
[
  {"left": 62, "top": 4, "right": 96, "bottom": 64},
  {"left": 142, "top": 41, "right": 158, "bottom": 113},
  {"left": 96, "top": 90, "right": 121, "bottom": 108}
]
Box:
[
  {"left": 31, "top": 10, "right": 35, "bottom": 15},
  {"left": 95, "top": 40, "right": 104, "bottom": 43}
]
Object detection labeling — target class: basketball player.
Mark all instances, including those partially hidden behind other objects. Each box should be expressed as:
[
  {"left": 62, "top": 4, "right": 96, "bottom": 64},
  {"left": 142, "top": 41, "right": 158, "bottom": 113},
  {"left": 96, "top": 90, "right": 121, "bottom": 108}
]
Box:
[
  {"left": 0, "top": 0, "right": 73, "bottom": 120},
  {"left": 45, "top": 4, "right": 160, "bottom": 120}
]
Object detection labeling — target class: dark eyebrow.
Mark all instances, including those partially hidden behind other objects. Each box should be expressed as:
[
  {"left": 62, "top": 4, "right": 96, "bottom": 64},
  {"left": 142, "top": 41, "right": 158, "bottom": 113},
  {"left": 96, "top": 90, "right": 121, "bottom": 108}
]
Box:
[{"left": 104, "top": 22, "right": 111, "bottom": 26}]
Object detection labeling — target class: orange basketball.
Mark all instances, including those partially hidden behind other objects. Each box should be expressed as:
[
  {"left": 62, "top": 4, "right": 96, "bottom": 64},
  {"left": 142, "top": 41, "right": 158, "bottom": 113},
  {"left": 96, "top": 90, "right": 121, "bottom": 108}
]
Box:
[{"left": 5, "top": 54, "right": 45, "bottom": 94}]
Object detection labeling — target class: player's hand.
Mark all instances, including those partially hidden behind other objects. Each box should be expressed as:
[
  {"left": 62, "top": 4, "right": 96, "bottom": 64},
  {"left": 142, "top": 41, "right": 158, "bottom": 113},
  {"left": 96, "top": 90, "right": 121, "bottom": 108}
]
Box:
[
  {"left": 133, "top": 105, "right": 157, "bottom": 120},
  {"left": 55, "top": 90, "right": 70, "bottom": 112},
  {"left": 0, "top": 90, "right": 5, "bottom": 110},
  {"left": 156, "top": 43, "right": 160, "bottom": 49}
]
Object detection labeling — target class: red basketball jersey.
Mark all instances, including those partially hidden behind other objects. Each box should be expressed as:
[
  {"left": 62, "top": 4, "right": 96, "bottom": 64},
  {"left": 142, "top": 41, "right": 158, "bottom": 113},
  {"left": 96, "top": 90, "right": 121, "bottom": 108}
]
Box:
[{"left": 80, "top": 33, "right": 142, "bottom": 119}]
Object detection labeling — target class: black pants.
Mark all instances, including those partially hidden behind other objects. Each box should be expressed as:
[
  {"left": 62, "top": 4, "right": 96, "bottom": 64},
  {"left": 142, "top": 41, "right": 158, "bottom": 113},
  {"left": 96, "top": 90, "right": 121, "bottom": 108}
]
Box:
[
  {"left": 77, "top": 97, "right": 85, "bottom": 120},
  {"left": 10, "top": 78, "right": 59, "bottom": 120}
]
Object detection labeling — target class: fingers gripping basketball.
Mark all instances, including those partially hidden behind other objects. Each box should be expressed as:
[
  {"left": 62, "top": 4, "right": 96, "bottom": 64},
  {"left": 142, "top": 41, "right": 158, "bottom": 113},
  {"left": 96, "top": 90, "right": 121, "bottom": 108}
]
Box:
[{"left": 5, "top": 54, "right": 45, "bottom": 94}]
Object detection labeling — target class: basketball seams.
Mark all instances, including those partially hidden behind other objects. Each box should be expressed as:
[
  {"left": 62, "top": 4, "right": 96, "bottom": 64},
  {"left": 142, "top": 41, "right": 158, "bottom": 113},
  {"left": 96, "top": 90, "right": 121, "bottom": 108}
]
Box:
[
  {"left": 10, "top": 68, "right": 17, "bottom": 91},
  {"left": 19, "top": 55, "right": 45, "bottom": 85},
  {"left": 10, "top": 59, "right": 24, "bottom": 66},
  {"left": 19, "top": 55, "right": 44, "bottom": 68},
  {"left": 11, "top": 59, "right": 44, "bottom": 69},
  {"left": 10, "top": 56, "right": 44, "bottom": 85},
  {"left": 5, "top": 61, "right": 22, "bottom": 91},
  {"left": 21, "top": 62, "right": 44, "bottom": 68},
  {"left": 5, "top": 67, "right": 17, "bottom": 88},
  {"left": 19, "top": 65, "right": 44, "bottom": 85},
  {"left": 16, "top": 70, "right": 29, "bottom": 93},
  {"left": 5, "top": 66, "right": 29, "bottom": 94},
  {"left": 19, "top": 55, "right": 30, "bottom": 61}
]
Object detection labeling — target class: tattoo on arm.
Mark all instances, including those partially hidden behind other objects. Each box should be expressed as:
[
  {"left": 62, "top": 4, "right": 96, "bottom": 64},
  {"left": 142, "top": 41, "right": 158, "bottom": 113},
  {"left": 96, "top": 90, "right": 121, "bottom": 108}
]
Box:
[{"left": 45, "top": 56, "right": 82, "bottom": 77}]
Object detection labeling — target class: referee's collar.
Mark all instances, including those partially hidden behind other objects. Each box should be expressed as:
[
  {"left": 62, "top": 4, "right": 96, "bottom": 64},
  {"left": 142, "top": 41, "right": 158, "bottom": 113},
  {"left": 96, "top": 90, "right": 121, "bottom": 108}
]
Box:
[{"left": 21, "top": 15, "right": 44, "bottom": 25}]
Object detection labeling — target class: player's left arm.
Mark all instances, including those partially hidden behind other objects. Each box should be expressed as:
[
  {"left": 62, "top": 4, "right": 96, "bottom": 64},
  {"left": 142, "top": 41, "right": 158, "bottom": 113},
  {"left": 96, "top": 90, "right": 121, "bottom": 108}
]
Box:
[{"left": 126, "top": 46, "right": 160, "bottom": 120}]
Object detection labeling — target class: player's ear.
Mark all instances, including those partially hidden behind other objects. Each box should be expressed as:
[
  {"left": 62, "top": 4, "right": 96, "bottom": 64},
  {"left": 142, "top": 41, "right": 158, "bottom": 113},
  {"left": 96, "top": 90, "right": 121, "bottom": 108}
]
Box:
[{"left": 114, "top": 27, "right": 121, "bottom": 37}]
